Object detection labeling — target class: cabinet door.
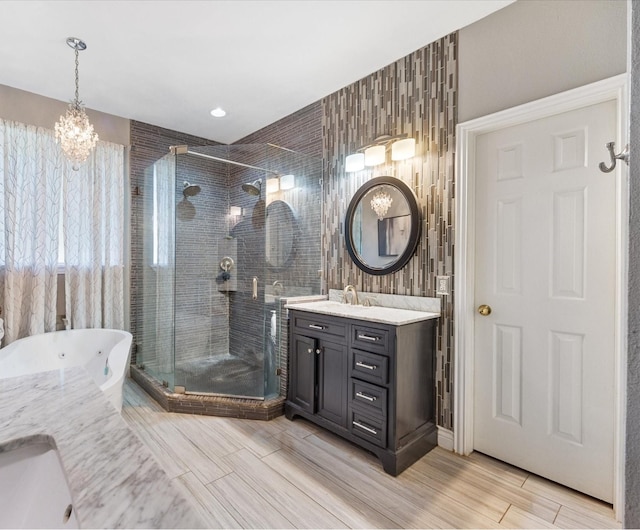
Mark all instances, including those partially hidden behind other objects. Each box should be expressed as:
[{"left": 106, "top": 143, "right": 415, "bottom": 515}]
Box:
[
  {"left": 317, "top": 340, "right": 348, "bottom": 427},
  {"left": 289, "top": 334, "right": 316, "bottom": 413}
]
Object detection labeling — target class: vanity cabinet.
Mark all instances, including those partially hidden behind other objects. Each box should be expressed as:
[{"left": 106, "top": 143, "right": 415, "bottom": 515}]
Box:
[{"left": 286, "top": 308, "right": 437, "bottom": 476}]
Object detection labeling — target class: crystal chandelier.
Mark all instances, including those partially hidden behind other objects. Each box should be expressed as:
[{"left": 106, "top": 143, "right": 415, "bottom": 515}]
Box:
[
  {"left": 55, "top": 37, "right": 98, "bottom": 171},
  {"left": 370, "top": 188, "right": 393, "bottom": 220}
]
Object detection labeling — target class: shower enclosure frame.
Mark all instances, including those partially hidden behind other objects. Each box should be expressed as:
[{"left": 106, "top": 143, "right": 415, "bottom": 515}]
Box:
[{"left": 132, "top": 142, "right": 322, "bottom": 417}]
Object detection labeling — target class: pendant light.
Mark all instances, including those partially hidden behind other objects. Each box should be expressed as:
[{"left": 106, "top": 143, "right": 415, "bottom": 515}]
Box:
[{"left": 54, "top": 37, "right": 99, "bottom": 170}]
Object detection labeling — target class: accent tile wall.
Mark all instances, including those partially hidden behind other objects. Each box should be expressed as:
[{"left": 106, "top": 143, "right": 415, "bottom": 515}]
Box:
[
  {"left": 321, "top": 34, "right": 457, "bottom": 429},
  {"left": 129, "top": 32, "right": 458, "bottom": 427}
]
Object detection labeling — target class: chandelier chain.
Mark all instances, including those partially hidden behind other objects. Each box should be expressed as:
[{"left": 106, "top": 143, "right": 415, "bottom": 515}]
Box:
[{"left": 74, "top": 47, "right": 80, "bottom": 107}]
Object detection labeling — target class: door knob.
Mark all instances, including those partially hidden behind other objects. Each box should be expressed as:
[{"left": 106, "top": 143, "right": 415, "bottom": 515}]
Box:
[{"left": 478, "top": 304, "right": 492, "bottom": 316}]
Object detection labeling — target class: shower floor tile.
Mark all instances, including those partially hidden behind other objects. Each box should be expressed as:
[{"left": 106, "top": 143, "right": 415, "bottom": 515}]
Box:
[{"left": 175, "top": 356, "right": 263, "bottom": 398}]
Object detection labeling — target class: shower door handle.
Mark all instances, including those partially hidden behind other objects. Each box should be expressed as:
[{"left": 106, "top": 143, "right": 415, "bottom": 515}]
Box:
[{"left": 252, "top": 277, "right": 258, "bottom": 300}]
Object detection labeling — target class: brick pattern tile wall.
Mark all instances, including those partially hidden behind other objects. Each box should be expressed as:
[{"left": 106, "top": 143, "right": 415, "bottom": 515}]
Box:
[
  {"left": 320, "top": 34, "right": 457, "bottom": 429},
  {"left": 129, "top": 121, "right": 221, "bottom": 374}
]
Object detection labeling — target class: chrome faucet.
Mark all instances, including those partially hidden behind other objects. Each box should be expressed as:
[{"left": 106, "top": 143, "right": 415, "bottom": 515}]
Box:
[
  {"left": 272, "top": 280, "right": 284, "bottom": 296},
  {"left": 343, "top": 285, "right": 359, "bottom": 305}
]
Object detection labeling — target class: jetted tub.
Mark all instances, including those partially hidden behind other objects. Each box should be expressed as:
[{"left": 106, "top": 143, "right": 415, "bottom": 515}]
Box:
[{"left": 0, "top": 329, "right": 132, "bottom": 411}]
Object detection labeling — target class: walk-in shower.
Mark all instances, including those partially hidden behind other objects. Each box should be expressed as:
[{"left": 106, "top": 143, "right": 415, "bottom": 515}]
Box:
[{"left": 134, "top": 143, "right": 321, "bottom": 408}]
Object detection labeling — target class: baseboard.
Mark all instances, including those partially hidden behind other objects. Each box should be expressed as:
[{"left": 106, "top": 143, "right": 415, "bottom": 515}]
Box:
[{"left": 437, "top": 426, "right": 454, "bottom": 451}]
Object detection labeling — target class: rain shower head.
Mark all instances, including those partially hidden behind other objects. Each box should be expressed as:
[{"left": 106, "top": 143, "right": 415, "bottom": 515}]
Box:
[
  {"left": 183, "top": 181, "right": 201, "bottom": 197},
  {"left": 241, "top": 179, "right": 262, "bottom": 196}
]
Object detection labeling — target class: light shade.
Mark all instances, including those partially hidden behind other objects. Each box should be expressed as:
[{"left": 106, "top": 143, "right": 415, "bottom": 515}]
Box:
[
  {"left": 266, "top": 178, "right": 280, "bottom": 194},
  {"left": 229, "top": 206, "right": 242, "bottom": 216},
  {"left": 280, "top": 174, "right": 295, "bottom": 190},
  {"left": 391, "top": 138, "right": 416, "bottom": 161},
  {"left": 345, "top": 153, "right": 365, "bottom": 172},
  {"left": 364, "top": 145, "right": 386, "bottom": 166}
]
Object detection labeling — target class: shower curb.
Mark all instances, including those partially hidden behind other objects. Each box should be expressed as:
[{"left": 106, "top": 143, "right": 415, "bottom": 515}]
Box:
[{"left": 130, "top": 365, "right": 285, "bottom": 420}]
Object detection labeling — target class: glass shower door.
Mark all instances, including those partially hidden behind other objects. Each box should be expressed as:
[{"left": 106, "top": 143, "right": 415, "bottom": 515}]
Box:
[
  {"left": 136, "top": 153, "right": 176, "bottom": 389},
  {"left": 172, "top": 145, "right": 269, "bottom": 399}
]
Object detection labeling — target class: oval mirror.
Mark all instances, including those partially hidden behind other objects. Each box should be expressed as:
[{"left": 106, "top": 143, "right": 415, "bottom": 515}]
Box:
[
  {"left": 345, "top": 176, "right": 421, "bottom": 275},
  {"left": 265, "top": 200, "right": 298, "bottom": 269}
]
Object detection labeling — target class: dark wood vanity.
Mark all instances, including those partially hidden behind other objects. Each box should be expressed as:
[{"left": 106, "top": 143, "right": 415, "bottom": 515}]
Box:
[{"left": 285, "top": 307, "right": 437, "bottom": 475}]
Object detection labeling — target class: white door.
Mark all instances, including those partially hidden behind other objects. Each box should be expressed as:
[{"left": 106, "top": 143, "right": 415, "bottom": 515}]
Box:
[{"left": 473, "top": 100, "right": 616, "bottom": 502}]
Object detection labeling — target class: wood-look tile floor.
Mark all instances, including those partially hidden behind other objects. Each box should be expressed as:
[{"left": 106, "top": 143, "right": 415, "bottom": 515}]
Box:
[{"left": 122, "top": 379, "right": 620, "bottom": 529}]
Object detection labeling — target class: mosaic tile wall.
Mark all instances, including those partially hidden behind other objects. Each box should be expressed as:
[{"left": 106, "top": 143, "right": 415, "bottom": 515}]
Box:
[{"left": 321, "top": 34, "right": 457, "bottom": 429}]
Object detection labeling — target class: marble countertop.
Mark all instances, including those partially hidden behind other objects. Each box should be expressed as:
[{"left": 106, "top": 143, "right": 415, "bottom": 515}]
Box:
[
  {"left": 286, "top": 299, "right": 440, "bottom": 325},
  {"left": 0, "top": 367, "right": 205, "bottom": 529}
]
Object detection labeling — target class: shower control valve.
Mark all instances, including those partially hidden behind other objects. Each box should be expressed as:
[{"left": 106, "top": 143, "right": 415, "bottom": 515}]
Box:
[{"left": 220, "top": 256, "right": 234, "bottom": 272}]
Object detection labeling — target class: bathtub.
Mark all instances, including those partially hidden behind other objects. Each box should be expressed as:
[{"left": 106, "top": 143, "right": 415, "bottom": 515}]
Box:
[{"left": 0, "top": 329, "right": 132, "bottom": 412}]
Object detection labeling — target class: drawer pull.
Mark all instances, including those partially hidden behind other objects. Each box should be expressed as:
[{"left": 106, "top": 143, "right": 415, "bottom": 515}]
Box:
[
  {"left": 355, "top": 391, "right": 376, "bottom": 402},
  {"left": 353, "top": 420, "right": 378, "bottom": 435},
  {"left": 308, "top": 324, "right": 326, "bottom": 330},
  {"left": 355, "top": 361, "right": 377, "bottom": 371},
  {"left": 357, "top": 333, "right": 379, "bottom": 342}
]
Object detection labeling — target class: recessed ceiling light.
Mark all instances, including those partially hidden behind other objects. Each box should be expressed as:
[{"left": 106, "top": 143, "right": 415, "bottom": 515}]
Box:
[{"left": 210, "top": 107, "right": 226, "bottom": 118}]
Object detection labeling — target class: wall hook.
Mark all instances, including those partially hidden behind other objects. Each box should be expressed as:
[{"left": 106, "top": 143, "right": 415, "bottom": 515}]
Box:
[{"left": 599, "top": 141, "right": 629, "bottom": 173}]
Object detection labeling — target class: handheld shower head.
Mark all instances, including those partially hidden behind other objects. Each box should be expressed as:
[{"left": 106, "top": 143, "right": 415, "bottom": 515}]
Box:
[
  {"left": 183, "top": 181, "right": 201, "bottom": 197},
  {"left": 241, "top": 179, "right": 262, "bottom": 196}
]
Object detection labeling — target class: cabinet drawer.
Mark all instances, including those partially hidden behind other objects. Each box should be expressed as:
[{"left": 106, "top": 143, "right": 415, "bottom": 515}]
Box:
[
  {"left": 351, "top": 324, "right": 390, "bottom": 353},
  {"left": 350, "top": 410, "right": 386, "bottom": 448},
  {"left": 350, "top": 379, "right": 387, "bottom": 418},
  {"left": 293, "top": 313, "right": 346, "bottom": 340},
  {"left": 350, "top": 349, "right": 389, "bottom": 385}
]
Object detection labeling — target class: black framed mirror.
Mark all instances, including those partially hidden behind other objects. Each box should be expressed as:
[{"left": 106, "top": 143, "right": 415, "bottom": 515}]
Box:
[
  {"left": 345, "top": 176, "right": 421, "bottom": 275},
  {"left": 265, "top": 200, "right": 298, "bottom": 270}
]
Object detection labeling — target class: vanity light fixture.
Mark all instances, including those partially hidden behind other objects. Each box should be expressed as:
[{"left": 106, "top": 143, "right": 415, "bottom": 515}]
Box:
[
  {"left": 279, "top": 174, "right": 295, "bottom": 190},
  {"left": 266, "top": 178, "right": 280, "bottom": 194},
  {"left": 391, "top": 138, "right": 416, "bottom": 161},
  {"left": 345, "top": 134, "right": 416, "bottom": 173},
  {"left": 370, "top": 188, "right": 393, "bottom": 220},
  {"left": 364, "top": 145, "right": 386, "bottom": 166},
  {"left": 54, "top": 37, "right": 98, "bottom": 171},
  {"left": 345, "top": 153, "right": 365, "bottom": 172}
]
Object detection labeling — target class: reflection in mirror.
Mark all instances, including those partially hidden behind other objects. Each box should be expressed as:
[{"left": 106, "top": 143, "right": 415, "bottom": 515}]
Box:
[
  {"left": 345, "top": 176, "right": 421, "bottom": 275},
  {"left": 352, "top": 185, "right": 411, "bottom": 269},
  {"left": 265, "top": 200, "right": 297, "bottom": 269}
]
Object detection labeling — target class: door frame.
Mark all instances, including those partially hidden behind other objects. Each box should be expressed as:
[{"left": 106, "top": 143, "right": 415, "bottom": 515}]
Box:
[{"left": 454, "top": 74, "right": 628, "bottom": 516}]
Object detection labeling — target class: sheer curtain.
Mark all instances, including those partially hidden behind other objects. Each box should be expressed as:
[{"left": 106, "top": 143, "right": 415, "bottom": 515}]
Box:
[
  {"left": 0, "top": 119, "right": 62, "bottom": 344},
  {"left": 63, "top": 141, "right": 125, "bottom": 329}
]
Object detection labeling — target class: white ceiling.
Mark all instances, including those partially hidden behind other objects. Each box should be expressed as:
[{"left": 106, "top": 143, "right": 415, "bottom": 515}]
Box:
[{"left": 0, "top": 0, "right": 514, "bottom": 144}]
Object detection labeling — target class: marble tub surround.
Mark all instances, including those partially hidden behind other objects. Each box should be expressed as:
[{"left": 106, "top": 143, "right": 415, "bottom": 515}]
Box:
[
  {"left": 327, "top": 289, "right": 442, "bottom": 312},
  {"left": 0, "top": 368, "right": 204, "bottom": 529}
]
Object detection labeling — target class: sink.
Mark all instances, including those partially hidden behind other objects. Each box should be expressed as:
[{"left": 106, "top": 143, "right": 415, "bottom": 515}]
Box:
[
  {"left": 286, "top": 299, "right": 440, "bottom": 325},
  {"left": 0, "top": 437, "right": 78, "bottom": 529}
]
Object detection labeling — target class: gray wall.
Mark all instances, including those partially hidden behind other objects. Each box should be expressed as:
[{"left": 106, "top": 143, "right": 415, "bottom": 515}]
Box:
[
  {"left": 626, "top": 2, "right": 639, "bottom": 526},
  {"left": 458, "top": 0, "right": 627, "bottom": 122}
]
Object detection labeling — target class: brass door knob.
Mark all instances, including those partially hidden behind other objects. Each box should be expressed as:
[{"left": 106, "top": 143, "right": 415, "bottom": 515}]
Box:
[{"left": 478, "top": 304, "right": 492, "bottom": 316}]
